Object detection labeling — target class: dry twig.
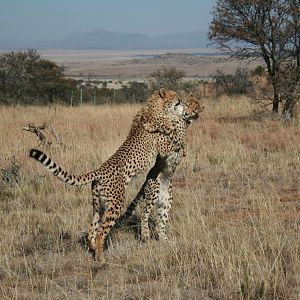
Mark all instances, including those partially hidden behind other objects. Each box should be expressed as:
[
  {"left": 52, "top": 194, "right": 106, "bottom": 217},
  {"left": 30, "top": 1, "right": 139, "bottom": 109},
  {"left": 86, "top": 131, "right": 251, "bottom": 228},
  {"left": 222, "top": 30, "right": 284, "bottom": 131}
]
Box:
[
  {"left": 22, "top": 123, "right": 51, "bottom": 146},
  {"left": 22, "top": 122, "right": 62, "bottom": 146}
]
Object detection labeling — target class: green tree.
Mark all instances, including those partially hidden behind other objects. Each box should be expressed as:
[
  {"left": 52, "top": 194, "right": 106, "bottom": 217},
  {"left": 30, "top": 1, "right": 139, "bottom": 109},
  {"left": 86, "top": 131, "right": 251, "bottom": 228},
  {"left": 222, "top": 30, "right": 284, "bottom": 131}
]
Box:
[
  {"left": 0, "top": 50, "right": 76, "bottom": 105},
  {"left": 32, "top": 60, "right": 71, "bottom": 103},
  {"left": 209, "top": 0, "right": 300, "bottom": 114},
  {"left": 122, "top": 81, "right": 149, "bottom": 103},
  {"left": 0, "top": 49, "right": 40, "bottom": 103}
]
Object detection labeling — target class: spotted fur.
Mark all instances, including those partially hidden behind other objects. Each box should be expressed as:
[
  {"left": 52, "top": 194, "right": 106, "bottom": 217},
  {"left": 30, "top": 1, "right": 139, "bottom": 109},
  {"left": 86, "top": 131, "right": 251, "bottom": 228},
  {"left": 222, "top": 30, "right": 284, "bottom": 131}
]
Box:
[
  {"left": 29, "top": 88, "right": 187, "bottom": 261},
  {"left": 119, "top": 95, "right": 204, "bottom": 241}
]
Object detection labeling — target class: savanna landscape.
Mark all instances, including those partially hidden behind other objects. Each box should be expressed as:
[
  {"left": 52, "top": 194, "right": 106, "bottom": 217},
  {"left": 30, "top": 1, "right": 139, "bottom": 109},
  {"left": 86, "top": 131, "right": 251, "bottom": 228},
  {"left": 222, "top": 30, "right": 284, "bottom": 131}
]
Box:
[
  {"left": 0, "top": 95, "right": 299, "bottom": 299},
  {"left": 1, "top": 0, "right": 300, "bottom": 299}
]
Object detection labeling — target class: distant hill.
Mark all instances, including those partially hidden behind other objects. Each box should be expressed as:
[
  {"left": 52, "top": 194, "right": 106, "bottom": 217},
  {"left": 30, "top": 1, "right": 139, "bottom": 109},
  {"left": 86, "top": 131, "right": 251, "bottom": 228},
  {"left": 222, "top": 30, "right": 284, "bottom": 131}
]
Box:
[{"left": 0, "top": 29, "right": 209, "bottom": 50}]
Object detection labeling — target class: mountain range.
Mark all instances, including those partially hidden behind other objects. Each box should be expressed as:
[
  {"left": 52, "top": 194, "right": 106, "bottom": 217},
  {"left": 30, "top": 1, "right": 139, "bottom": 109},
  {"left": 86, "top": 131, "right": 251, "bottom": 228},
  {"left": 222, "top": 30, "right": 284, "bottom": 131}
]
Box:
[{"left": 0, "top": 29, "right": 209, "bottom": 50}]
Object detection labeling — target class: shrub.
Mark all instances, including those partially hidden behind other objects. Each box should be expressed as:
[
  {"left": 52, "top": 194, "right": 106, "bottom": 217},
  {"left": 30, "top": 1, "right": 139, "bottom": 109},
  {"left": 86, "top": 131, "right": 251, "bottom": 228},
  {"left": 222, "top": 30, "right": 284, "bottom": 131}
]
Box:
[{"left": 213, "top": 68, "right": 252, "bottom": 96}]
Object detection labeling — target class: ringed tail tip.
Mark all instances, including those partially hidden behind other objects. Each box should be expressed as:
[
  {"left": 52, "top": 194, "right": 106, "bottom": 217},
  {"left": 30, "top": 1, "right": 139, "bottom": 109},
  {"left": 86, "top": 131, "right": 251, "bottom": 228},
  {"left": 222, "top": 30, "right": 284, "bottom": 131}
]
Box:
[
  {"left": 29, "top": 149, "right": 47, "bottom": 164},
  {"left": 29, "top": 148, "right": 42, "bottom": 158}
]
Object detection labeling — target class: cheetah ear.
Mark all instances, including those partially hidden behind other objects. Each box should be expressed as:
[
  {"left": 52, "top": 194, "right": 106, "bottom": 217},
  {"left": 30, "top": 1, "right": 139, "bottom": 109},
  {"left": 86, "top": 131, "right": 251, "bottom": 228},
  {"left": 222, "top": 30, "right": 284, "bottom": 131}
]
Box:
[
  {"left": 159, "top": 88, "right": 167, "bottom": 98},
  {"left": 188, "top": 93, "right": 194, "bottom": 97}
]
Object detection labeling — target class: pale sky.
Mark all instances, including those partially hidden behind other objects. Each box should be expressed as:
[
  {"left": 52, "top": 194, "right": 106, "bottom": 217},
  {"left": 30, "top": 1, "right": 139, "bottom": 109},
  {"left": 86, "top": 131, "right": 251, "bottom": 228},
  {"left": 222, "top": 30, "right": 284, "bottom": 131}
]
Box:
[{"left": 0, "top": 0, "right": 216, "bottom": 41}]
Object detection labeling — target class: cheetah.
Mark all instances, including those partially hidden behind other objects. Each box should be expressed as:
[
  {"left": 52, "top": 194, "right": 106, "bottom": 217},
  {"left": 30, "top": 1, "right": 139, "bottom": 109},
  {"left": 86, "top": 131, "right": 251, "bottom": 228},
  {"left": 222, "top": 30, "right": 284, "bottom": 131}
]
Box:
[
  {"left": 119, "top": 95, "right": 204, "bottom": 241},
  {"left": 29, "top": 88, "right": 188, "bottom": 261}
]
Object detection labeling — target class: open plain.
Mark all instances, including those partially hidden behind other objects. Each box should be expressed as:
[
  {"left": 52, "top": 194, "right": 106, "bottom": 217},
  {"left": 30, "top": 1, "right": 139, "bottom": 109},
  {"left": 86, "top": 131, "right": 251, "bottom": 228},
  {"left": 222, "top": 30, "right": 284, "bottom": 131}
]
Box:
[
  {"left": 40, "top": 49, "right": 261, "bottom": 79},
  {"left": 0, "top": 96, "right": 299, "bottom": 299}
]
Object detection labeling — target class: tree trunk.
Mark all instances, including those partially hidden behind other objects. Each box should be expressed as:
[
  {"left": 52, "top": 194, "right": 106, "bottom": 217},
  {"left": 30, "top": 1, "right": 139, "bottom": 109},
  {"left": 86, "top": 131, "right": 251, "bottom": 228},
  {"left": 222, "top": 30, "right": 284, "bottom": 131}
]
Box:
[
  {"left": 271, "top": 80, "right": 280, "bottom": 113},
  {"left": 272, "top": 93, "right": 280, "bottom": 112}
]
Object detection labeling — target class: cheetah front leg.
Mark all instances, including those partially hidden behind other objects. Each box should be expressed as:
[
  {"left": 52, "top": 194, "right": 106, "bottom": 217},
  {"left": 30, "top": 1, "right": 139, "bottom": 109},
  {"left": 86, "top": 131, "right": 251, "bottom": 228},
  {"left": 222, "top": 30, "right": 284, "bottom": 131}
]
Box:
[
  {"left": 143, "top": 114, "right": 181, "bottom": 145},
  {"left": 140, "top": 179, "right": 160, "bottom": 241},
  {"left": 156, "top": 182, "right": 173, "bottom": 241}
]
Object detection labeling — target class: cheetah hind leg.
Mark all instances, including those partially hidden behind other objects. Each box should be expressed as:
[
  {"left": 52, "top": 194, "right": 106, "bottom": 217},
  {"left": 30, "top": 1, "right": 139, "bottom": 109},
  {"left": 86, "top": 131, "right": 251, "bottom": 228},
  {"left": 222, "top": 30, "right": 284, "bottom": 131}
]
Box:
[
  {"left": 88, "top": 190, "right": 106, "bottom": 252},
  {"left": 95, "top": 201, "right": 122, "bottom": 262},
  {"left": 88, "top": 212, "right": 101, "bottom": 251}
]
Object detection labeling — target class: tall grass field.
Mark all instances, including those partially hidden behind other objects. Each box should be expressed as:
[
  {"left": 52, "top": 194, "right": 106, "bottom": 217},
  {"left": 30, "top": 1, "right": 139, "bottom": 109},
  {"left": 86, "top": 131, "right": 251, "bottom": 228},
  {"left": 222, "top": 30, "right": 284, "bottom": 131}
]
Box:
[{"left": 0, "top": 96, "right": 299, "bottom": 299}]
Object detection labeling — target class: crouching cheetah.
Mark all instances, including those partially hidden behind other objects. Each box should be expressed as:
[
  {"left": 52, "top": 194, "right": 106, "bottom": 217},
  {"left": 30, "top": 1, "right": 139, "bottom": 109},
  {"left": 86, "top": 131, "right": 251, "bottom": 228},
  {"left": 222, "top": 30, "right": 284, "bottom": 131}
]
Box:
[
  {"left": 119, "top": 95, "right": 204, "bottom": 241},
  {"left": 29, "top": 88, "right": 188, "bottom": 261}
]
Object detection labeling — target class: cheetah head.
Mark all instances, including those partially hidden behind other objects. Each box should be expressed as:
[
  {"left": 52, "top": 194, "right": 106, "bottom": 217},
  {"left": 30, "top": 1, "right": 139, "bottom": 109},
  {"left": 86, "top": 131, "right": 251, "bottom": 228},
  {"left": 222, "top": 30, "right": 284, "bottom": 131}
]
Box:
[
  {"left": 158, "top": 88, "right": 185, "bottom": 116},
  {"left": 182, "top": 93, "right": 205, "bottom": 124}
]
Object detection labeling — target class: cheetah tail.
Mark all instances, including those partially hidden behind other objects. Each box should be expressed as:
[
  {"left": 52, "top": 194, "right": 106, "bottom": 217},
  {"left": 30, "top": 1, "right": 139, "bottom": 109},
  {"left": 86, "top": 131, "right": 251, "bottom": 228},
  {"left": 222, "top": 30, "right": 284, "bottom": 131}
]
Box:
[{"left": 29, "top": 149, "right": 93, "bottom": 186}]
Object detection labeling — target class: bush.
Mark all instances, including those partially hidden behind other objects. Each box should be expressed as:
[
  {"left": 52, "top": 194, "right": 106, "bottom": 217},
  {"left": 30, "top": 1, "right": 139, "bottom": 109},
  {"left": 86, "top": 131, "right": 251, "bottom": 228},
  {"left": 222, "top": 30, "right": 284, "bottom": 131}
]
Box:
[
  {"left": 251, "top": 65, "right": 266, "bottom": 77},
  {"left": 150, "top": 66, "right": 185, "bottom": 91},
  {"left": 213, "top": 68, "right": 252, "bottom": 96}
]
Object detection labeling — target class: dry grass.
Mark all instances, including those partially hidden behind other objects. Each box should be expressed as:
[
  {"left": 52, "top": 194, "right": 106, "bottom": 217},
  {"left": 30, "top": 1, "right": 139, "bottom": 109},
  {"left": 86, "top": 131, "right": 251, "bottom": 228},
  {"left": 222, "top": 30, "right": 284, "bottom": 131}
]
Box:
[{"left": 0, "top": 97, "right": 299, "bottom": 299}]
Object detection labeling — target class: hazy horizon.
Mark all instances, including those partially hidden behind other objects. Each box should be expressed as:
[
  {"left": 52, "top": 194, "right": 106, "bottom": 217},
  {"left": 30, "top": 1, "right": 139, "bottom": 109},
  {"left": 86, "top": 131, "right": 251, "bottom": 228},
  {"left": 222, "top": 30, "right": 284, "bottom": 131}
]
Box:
[{"left": 0, "top": 0, "right": 216, "bottom": 42}]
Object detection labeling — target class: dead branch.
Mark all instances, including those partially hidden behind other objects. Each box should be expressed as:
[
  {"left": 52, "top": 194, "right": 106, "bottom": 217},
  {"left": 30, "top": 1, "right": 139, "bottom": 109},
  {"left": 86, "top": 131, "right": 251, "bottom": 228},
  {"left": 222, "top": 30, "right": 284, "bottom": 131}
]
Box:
[
  {"left": 22, "top": 121, "right": 64, "bottom": 147},
  {"left": 22, "top": 123, "right": 52, "bottom": 146}
]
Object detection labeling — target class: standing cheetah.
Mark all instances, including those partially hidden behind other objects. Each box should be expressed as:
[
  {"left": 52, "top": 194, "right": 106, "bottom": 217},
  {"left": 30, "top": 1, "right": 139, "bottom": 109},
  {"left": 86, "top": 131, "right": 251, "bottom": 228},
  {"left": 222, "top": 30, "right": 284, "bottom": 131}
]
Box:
[
  {"left": 119, "top": 95, "right": 204, "bottom": 241},
  {"left": 29, "top": 88, "right": 188, "bottom": 261}
]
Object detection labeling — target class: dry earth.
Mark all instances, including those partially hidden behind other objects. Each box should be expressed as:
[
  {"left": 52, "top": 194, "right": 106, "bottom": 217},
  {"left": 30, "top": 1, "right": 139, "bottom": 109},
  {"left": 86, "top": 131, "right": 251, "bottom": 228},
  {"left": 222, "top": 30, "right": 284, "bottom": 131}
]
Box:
[{"left": 40, "top": 49, "right": 261, "bottom": 79}]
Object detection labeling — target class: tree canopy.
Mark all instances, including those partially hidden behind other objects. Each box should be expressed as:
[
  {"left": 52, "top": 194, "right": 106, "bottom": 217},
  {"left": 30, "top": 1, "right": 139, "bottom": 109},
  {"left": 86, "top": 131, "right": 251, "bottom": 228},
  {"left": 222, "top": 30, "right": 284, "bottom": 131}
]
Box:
[
  {"left": 0, "top": 49, "right": 76, "bottom": 105},
  {"left": 209, "top": 0, "right": 300, "bottom": 114}
]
